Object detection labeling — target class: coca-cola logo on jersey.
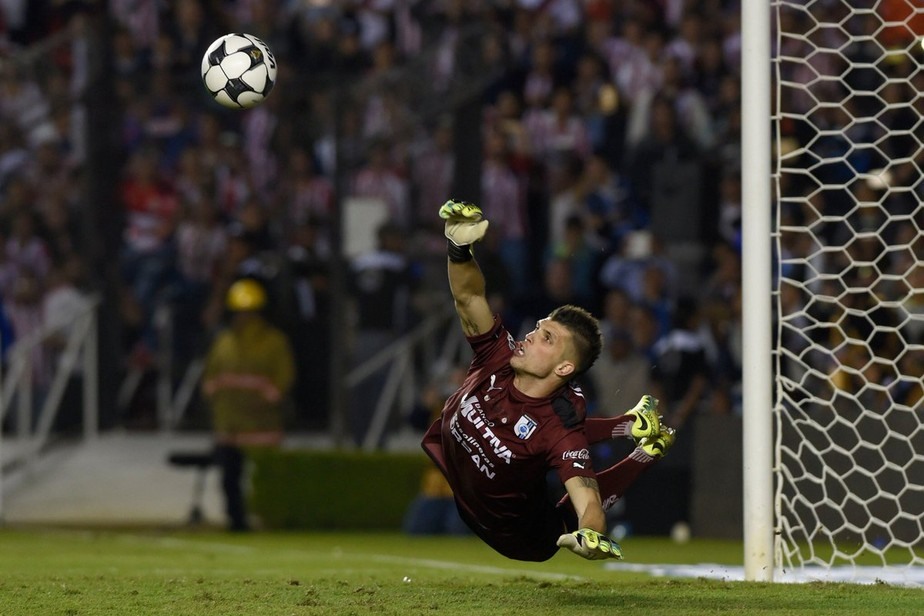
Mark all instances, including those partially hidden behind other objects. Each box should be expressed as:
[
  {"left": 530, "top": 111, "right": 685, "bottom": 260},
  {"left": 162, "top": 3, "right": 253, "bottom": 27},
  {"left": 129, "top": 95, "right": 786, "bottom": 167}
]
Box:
[{"left": 562, "top": 449, "right": 590, "bottom": 461}]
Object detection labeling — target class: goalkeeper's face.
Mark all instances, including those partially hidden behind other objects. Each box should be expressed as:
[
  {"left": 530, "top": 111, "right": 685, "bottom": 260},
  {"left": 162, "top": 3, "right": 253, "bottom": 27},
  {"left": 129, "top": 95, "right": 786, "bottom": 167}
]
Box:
[{"left": 509, "top": 318, "right": 576, "bottom": 380}]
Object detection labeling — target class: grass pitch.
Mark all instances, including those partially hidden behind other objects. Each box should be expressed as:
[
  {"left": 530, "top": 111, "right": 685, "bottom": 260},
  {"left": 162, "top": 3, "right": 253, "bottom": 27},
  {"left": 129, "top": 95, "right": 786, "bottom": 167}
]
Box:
[{"left": 0, "top": 528, "right": 920, "bottom": 615}]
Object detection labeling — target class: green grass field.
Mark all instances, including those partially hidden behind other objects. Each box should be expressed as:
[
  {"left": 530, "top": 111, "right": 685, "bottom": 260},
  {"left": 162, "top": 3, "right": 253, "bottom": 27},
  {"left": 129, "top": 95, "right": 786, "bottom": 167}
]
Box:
[{"left": 0, "top": 527, "right": 920, "bottom": 615}]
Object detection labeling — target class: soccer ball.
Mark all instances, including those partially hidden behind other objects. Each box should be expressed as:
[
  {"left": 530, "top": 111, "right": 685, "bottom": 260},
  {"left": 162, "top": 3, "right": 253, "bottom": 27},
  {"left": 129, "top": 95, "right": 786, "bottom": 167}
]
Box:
[{"left": 201, "top": 33, "right": 277, "bottom": 109}]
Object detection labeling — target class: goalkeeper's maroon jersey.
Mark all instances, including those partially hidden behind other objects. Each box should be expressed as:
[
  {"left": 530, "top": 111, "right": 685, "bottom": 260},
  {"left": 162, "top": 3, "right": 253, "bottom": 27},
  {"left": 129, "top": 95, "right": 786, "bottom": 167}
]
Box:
[{"left": 421, "top": 316, "right": 595, "bottom": 561}]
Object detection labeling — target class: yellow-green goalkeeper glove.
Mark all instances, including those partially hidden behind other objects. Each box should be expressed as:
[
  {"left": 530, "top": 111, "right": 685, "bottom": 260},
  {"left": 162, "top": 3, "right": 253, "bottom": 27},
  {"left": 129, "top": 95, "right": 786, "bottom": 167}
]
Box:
[
  {"left": 556, "top": 528, "right": 624, "bottom": 561},
  {"left": 440, "top": 199, "right": 489, "bottom": 247}
]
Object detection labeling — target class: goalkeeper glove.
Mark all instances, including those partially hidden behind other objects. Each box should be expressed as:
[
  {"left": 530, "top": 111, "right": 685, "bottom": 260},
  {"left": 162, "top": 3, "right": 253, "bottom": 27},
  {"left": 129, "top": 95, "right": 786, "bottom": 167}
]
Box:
[
  {"left": 440, "top": 199, "right": 489, "bottom": 261},
  {"left": 556, "top": 528, "right": 623, "bottom": 561}
]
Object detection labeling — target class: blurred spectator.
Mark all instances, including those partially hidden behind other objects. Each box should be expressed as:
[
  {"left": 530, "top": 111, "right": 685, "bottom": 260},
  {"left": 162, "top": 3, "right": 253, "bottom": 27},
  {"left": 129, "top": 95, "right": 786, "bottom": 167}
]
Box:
[
  {"left": 628, "top": 300, "right": 662, "bottom": 365},
  {"left": 173, "top": 198, "right": 228, "bottom": 363},
  {"left": 716, "top": 171, "right": 741, "bottom": 248},
  {"left": 282, "top": 219, "right": 331, "bottom": 429},
  {"left": 6, "top": 268, "right": 48, "bottom": 416},
  {"left": 694, "top": 35, "right": 733, "bottom": 115},
  {"left": 590, "top": 16, "right": 656, "bottom": 109},
  {"left": 403, "top": 362, "right": 469, "bottom": 536},
  {"left": 544, "top": 215, "right": 597, "bottom": 306},
  {"left": 201, "top": 215, "right": 278, "bottom": 331},
  {"left": 512, "top": 257, "right": 581, "bottom": 340},
  {"left": 474, "top": 226, "right": 515, "bottom": 320},
  {"left": 0, "top": 64, "right": 51, "bottom": 145},
  {"left": 481, "top": 127, "right": 528, "bottom": 299},
  {"left": 699, "top": 290, "right": 742, "bottom": 416},
  {"left": 201, "top": 278, "right": 295, "bottom": 531},
  {"left": 599, "top": 230, "right": 676, "bottom": 305},
  {"left": 277, "top": 147, "right": 334, "bottom": 230},
  {"left": 350, "top": 139, "right": 410, "bottom": 227},
  {"left": 6, "top": 210, "right": 51, "bottom": 284},
  {"left": 163, "top": 2, "right": 219, "bottom": 80},
  {"left": 109, "top": 0, "right": 160, "bottom": 52},
  {"left": 347, "top": 222, "right": 419, "bottom": 445},
  {"left": 42, "top": 194, "right": 83, "bottom": 262},
  {"left": 0, "top": 291, "right": 14, "bottom": 366},
  {"left": 598, "top": 287, "right": 633, "bottom": 341},
  {"left": 647, "top": 295, "right": 710, "bottom": 530},
  {"left": 529, "top": 86, "right": 591, "bottom": 183},
  {"left": 650, "top": 295, "right": 710, "bottom": 432},
  {"left": 581, "top": 153, "right": 636, "bottom": 247},
  {"left": 487, "top": 90, "right": 532, "bottom": 165},
  {"left": 626, "top": 95, "right": 703, "bottom": 229},
  {"left": 664, "top": 10, "right": 704, "bottom": 77},
  {"left": 546, "top": 153, "right": 585, "bottom": 248},
  {"left": 589, "top": 327, "right": 652, "bottom": 418},
  {"left": 241, "top": 91, "right": 282, "bottom": 193},
  {"left": 656, "top": 54, "right": 715, "bottom": 151},
  {"left": 42, "top": 259, "right": 92, "bottom": 432},
  {"left": 521, "top": 38, "right": 557, "bottom": 112},
  {"left": 42, "top": 259, "right": 91, "bottom": 357},
  {"left": 119, "top": 146, "right": 179, "bottom": 359},
  {"left": 410, "top": 118, "right": 455, "bottom": 229},
  {"left": 638, "top": 262, "right": 674, "bottom": 339}
]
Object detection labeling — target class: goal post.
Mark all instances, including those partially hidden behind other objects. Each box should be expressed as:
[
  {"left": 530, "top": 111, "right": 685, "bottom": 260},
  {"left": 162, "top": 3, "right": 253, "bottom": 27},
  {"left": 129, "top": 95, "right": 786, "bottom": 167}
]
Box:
[
  {"left": 741, "top": 0, "right": 775, "bottom": 584},
  {"left": 745, "top": 1, "right": 924, "bottom": 584}
]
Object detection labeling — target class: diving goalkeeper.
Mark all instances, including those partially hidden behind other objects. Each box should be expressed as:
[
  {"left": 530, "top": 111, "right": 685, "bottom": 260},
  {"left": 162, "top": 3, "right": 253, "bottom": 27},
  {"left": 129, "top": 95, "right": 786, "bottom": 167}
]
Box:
[{"left": 421, "top": 199, "right": 676, "bottom": 562}]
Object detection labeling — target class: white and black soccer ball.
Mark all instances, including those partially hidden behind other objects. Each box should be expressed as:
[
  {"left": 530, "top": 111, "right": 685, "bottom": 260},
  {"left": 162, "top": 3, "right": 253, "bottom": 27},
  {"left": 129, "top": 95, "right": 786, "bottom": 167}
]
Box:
[{"left": 201, "top": 33, "right": 277, "bottom": 109}]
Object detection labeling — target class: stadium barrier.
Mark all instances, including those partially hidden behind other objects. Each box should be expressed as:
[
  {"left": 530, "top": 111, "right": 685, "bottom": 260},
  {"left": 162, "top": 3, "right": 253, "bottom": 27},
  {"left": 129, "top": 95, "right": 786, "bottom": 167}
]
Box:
[
  {"left": 0, "top": 295, "right": 100, "bottom": 519},
  {"left": 248, "top": 448, "right": 428, "bottom": 530}
]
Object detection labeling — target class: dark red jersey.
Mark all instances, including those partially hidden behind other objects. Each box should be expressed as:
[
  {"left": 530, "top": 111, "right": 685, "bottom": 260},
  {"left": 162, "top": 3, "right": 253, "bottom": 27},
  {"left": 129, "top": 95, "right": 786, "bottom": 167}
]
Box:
[{"left": 421, "top": 316, "right": 594, "bottom": 561}]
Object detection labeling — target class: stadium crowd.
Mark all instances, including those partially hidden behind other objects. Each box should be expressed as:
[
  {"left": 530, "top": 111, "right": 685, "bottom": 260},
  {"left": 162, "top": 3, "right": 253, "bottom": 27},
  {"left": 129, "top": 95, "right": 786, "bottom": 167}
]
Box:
[{"left": 0, "top": 0, "right": 919, "bottom": 448}]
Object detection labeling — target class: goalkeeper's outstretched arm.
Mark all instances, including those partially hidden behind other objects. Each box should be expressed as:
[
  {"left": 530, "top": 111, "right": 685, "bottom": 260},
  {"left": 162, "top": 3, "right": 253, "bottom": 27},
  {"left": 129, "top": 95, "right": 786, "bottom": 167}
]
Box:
[
  {"left": 563, "top": 475, "right": 607, "bottom": 534},
  {"left": 440, "top": 199, "right": 494, "bottom": 337},
  {"left": 556, "top": 476, "right": 623, "bottom": 560}
]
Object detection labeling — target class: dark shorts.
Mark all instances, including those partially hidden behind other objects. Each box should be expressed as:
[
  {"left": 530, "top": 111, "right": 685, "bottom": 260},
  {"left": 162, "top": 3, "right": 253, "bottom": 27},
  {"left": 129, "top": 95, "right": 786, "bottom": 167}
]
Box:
[
  {"left": 422, "top": 426, "right": 578, "bottom": 562},
  {"left": 453, "top": 499, "right": 576, "bottom": 562}
]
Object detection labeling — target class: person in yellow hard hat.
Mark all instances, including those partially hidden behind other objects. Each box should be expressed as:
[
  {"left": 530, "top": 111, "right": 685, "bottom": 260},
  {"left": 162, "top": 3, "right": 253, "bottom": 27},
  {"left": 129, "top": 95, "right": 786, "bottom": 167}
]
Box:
[{"left": 201, "top": 278, "right": 296, "bottom": 531}]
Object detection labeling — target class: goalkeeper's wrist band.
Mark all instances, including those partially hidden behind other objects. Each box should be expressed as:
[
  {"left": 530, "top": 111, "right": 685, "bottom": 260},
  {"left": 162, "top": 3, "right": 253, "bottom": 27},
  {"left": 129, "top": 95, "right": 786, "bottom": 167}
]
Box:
[{"left": 447, "top": 240, "right": 473, "bottom": 263}]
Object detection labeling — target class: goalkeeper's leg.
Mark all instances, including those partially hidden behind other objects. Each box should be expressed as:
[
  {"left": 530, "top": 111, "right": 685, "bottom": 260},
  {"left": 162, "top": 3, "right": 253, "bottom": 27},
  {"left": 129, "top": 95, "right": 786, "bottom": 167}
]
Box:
[
  {"left": 559, "top": 427, "right": 676, "bottom": 512},
  {"left": 584, "top": 395, "right": 660, "bottom": 445}
]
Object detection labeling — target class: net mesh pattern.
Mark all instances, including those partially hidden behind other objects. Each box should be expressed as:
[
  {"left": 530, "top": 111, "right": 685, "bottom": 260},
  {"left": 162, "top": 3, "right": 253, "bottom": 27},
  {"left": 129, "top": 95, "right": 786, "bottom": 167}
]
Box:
[{"left": 771, "top": 0, "right": 924, "bottom": 575}]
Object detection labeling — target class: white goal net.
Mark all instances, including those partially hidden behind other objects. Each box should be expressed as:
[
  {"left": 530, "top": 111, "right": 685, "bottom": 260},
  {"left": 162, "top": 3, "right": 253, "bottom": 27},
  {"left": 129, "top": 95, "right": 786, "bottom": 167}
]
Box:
[{"left": 771, "top": 1, "right": 924, "bottom": 582}]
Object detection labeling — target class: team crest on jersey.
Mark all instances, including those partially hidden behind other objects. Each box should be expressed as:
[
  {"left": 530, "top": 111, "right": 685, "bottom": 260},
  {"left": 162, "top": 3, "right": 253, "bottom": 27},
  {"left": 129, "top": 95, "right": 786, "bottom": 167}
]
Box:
[{"left": 513, "top": 414, "right": 538, "bottom": 439}]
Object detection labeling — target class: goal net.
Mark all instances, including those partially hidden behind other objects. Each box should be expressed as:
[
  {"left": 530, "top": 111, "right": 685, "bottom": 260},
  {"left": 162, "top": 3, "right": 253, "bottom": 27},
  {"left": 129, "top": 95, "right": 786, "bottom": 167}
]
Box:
[{"left": 770, "top": 1, "right": 924, "bottom": 582}]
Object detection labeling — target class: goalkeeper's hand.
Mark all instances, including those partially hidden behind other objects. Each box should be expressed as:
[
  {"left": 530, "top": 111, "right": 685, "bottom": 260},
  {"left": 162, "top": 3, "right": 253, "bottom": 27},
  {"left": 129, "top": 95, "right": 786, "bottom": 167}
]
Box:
[
  {"left": 439, "top": 199, "right": 489, "bottom": 246},
  {"left": 556, "top": 528, "right": 623, "bottom": 561}
]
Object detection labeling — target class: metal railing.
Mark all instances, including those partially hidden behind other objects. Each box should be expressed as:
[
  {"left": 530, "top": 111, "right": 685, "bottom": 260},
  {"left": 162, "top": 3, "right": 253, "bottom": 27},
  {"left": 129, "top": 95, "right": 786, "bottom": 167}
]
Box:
[
  {"left": 136, "top": 298, "right": 469, "bottom": 449},
  {"left": 0, "top": 295, "right": 100, "bottom": 518},
  {"left": 345, "top": 301, "right": 469, "bottom": 451}
]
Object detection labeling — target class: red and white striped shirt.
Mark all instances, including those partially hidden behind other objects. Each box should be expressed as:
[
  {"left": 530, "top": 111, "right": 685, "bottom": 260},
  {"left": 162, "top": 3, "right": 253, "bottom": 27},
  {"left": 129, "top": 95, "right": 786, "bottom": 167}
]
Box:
[
  {"left": 481, "top": 159, "right": 525, "bottom": 240},
  {"left": 351, "top": 167, "right": 410, "bottom": 225}
]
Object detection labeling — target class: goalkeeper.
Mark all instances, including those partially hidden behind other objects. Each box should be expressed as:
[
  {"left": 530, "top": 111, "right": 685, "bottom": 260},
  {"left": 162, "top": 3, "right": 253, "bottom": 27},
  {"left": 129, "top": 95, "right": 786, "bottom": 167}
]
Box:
[{"left": 422, "top": 200, "right": 676, "bottom": 562}]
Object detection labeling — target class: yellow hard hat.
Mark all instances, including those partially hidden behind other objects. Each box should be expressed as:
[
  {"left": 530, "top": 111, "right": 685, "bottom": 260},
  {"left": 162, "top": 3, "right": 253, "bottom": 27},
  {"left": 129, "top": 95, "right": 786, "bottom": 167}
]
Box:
[{"left": 226, "top": 278, "right": 267, "bottom": 312}]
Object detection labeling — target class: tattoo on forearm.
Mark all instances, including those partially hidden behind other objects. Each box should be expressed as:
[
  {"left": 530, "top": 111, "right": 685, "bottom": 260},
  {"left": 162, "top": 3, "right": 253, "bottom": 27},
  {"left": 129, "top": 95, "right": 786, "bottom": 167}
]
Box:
[
  {"left": 577, "top": 476, "right": 599, "bottom": 490},
  {"left": 461, "top": 317, "right": 480, "bottom": 336}
]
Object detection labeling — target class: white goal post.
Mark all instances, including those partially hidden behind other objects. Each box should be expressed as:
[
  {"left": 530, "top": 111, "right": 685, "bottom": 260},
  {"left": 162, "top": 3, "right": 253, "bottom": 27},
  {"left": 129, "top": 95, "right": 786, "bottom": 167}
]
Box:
[
  {"left": 744, "top": 1, "right": 924, "bottom": 584},
  {"left": 741, "top": 0, "right": 774, "bottom": 584}
]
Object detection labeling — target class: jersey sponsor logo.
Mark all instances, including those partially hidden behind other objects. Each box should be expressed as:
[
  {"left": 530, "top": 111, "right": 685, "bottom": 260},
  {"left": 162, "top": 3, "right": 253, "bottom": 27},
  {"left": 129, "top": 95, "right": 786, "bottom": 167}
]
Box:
[
  {"left": 562, "top": 448, "right": 590, "bottom": 461},
  {"left": 513, "top": 414, "right": 537, "bottom": 440},
  {"left": 572, "top": 461, "right": 586, "bottom": 469},
  {"left": 449, "top": 412, "right": 497, "bottom": 479},
  {"left": 455, "top": 395, "right": 513, "bottom": 477}
]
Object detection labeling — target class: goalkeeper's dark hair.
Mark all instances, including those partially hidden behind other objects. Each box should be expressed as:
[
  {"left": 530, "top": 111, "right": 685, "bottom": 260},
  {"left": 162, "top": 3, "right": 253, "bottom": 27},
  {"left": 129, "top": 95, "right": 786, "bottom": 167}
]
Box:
[{"left": 548, "top": 304, "right": 603, "bottom": 376}]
